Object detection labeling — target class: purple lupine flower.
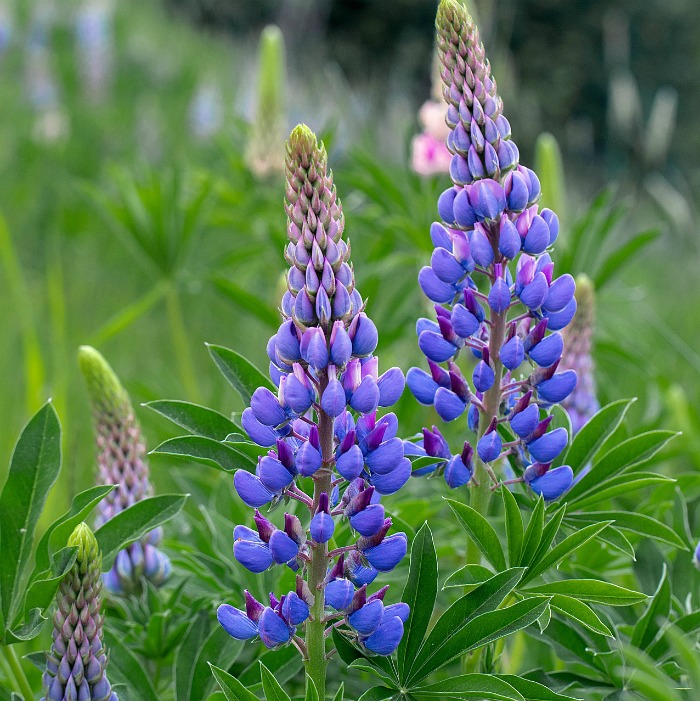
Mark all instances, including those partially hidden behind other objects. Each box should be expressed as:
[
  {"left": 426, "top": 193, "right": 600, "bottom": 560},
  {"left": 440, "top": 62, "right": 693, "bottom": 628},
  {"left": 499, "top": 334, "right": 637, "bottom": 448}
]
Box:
[
  {"left": 78, "top": 346, "right": 170, "bottom": 595},
  {"left": 561, "top": 275, "right": 599, "bottom": 433},
  {"left": 41, "top": 524, "right": 117, "bottom": 701},
  {"left": 693, "top": 541, "right": 700, "bottom": 571},
  {"left": 220, "top": 126, "right": 409, "bottom": 660},
  {"left": 405, "top": 1, "right": 577, "bottom": 498}
]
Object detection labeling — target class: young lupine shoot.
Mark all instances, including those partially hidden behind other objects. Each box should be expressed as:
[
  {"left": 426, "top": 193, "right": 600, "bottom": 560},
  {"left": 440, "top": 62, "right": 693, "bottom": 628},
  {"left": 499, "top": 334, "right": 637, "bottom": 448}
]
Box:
[
  {"left": 406, "top": 0, "right": 578, "bottom": 508},
  {"left": 561, "top": 274, "right": 599, "bottom": 434},
  {"left": 41, "top": 524, "right": 117, "bottom": 701},
  {"left": 246, "top": 25, "right": 287, "bottom": 179},
  {"left": 79, "top": 346, "right": 171, "bottom": 595},
  {"left": 218, "top": 125, "right": 410, "bottom": 698}
]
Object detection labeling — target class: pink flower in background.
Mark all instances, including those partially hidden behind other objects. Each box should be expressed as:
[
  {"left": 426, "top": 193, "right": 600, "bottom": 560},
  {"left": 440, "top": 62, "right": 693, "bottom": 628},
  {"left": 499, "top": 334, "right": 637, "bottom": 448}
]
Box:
[{"left": 412, "top": 100, "right": 451, "bottom": 175}]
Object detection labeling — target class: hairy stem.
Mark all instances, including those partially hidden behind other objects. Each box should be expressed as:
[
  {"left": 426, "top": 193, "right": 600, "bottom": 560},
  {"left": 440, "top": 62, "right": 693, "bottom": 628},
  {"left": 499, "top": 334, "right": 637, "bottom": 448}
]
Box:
[
  {"left": 304, "top": 374, "right": 332, "bottom": 699},
  {"left": 2, "top": 644, "right": 34, "bottom": 701}
]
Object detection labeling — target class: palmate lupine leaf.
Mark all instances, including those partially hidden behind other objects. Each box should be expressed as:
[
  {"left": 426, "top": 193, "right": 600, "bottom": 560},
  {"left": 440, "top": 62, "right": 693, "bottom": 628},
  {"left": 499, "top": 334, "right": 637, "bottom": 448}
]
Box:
[
  {"left": 446, "top": 499, "right": 507, "bottom": 571},
  {"left": 206, "top": 343, "right": 276, "bottom": 404}
]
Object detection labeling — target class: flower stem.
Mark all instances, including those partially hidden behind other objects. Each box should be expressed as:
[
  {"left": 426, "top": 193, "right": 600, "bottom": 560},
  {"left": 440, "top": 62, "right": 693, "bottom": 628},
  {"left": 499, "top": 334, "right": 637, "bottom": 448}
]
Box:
[
  {"left": 304, "top": 374, "right": 332, "bottom": 699},
  {"left": 2, "top": 644, "right": 34, "bottom": 701},
  {"left": 467, "top": 309, "right": 506, "bottom": 565}
]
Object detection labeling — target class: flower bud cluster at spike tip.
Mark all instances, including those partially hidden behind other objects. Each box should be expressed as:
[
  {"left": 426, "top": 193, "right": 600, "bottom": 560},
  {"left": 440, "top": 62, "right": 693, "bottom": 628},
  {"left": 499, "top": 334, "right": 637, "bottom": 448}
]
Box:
[
  {"left": 78, "top": 346, "right": 171, "bottom": 595},
  {"left": 40, "top": 524, "right": 118, "bottom": 701},
  {"left": 222, "top": 126, "right": 409, "bottom": 658},
  {"left": 406, "top": 1, "right": 577, "bottom": 500},
  {"left": 560, "top": 275, "right": 599, "bottom": 434}
]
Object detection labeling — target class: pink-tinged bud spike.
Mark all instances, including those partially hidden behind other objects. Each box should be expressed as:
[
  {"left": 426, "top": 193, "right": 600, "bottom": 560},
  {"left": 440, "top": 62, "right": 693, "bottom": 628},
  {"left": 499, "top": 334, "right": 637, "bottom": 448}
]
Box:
[
  {"left": 41, "top": 524, "right": 117, "bottom": 701},
  {"left": 78, "top": 346, "right": 169, "bottom": 596}
]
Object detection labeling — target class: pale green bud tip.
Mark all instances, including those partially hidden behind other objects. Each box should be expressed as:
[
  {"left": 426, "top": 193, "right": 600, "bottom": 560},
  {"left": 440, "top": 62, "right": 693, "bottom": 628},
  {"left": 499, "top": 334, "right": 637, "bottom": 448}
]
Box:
[
  {"left": 287, "top": 124, "right": 327, "bottom": 167},
  {"left": 78, "top": 345, "right": 132, "bottom": 420},
  {"left": 437, "top": 0, "right": 470, "bottom": 33},
  {"left": 68, "top": 522, "right": 101, "bottom": 568},
  {"left": 574, "top": 274, "right": 595, "bottom": 307}
]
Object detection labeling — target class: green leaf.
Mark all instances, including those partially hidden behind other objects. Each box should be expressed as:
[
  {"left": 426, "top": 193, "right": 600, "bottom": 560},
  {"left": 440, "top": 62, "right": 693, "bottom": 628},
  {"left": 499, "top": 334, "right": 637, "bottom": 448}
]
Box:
[
  {"left": 23, "top": 546, "right": 77, "bottom": 616},
  {"left": 414, "top": 674, "right": 524, "bottom": 700},
  {"left": 518, "top": 497, "right": 545, "bottom": 567},
  {"left": 212, "top": 277, "right": 281, "bottom": 330},
  {"left": 502, "top": 487, "right": 524, "bottom": 567},
  {"left": 414, "top": 598, "right": 551, "bottom": 682},
  {"left": 410, "top": 455, "right": 446, "bottom": 472},
  {"left": 175, "top": 611, "right": 242, "bottom": 701},
  {"left": 0, "top": 402, "right": 61, "bottom": 630},
  {"left": 95, "top": 493, "right": 188, "bottom": 569},
  {"left": 332, "top": 683, "right": 344, "bottom": 701},
  {"left": 522, "top": 521, "right": 613, "bottom": 584},
  {"left": 566, "top": 511, "right": 686, "bottom": 549},
  {"left": 104, "top": 630, "right": 159, "bottom": 701},
  {"left": 356, "top": 688, "right": 395, "bottom": 701},
  {"left": 446, "top": 499, "right": 506, "bottom": 571},
  {"left": 151, "top": 436, "right": 255, "bottom": 472},
  {"left": 260, "top": 662, "right": 291, "bottom": 701},
  {"left": 569, "top": 473, "right": 674, "bottom": 510},
  {"left": 648, "top": 609, "right": 700, "bottom": 659},
  {"left": 207, "top": 343, "right": 275, "bottom": 405},
  {"left": 443, "top": 564, "right": 494, "bottom": 588},
  {"left": 304, "top": 676, "right": 319, "bottom": 701},
  {"left": 528, "top": 506, "right": 566, "bottom": 570},
  {"left": 566, "top": 431, "right": 678, "bottom": 502},
  {"left": 594, "top": 228, "right": 660, "bottom": 290},
  {"left": 523, "top": 579, "right": 647, "bottom": 606},
  {"left": 5, "top": 607, "right": 46, "bottom": 643},
  {"left": 33, "top": 485, "right": 115, "bottom": 575},
  {"left": 562, "top": 399, "right": 635, "bottom": 475},
  {"left": 409, "top": 568, "right": 525, "bottom": 684},
  {"left": 209, "top": 664, "right": 259, "bottom": 701},
  {"left": 398, "top": 523, "right": 438, "bottom": 683},
  {"left": 145, "top": 400, "right": 237, "bottom": 440},
  {"left": 496, "top": 675, "right": 582, "bottom": 701},
  {"left": 631, "top": 565, "right": 670, "bottom": 650},
  {"left": 549, "top": 595, "right": 613, "bottom": 637}
]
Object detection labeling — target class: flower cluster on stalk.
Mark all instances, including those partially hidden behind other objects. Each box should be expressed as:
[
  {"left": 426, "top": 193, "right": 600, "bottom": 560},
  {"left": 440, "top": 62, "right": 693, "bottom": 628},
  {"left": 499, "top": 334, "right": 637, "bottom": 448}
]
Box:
[
  {"left": 41, "top": 524, "right": 117, "bottom": 701},
  {"left": 406, "top": 0, "right": 578, "bottom": 500},
  {"left": 218, "top": 125, "right": 410, "bottom": 657},
  {"left": 79, "top": 346, "right": 171, "bottom": 594}
]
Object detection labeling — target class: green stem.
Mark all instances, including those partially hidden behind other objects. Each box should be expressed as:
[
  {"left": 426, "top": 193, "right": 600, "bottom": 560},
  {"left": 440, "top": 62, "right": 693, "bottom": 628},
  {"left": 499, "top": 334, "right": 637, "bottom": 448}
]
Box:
[
  {"left": 304, "top": 374, "right": 332, "bottom": 700},
  {"left": 165, "top": 284, "right": 202, "bottom": 403},
  {"left": 465, "top": 309, "right": 507, "bottom": 673},
  {"left": 2, "top": 644, "right": 34, "bottom": 700}
]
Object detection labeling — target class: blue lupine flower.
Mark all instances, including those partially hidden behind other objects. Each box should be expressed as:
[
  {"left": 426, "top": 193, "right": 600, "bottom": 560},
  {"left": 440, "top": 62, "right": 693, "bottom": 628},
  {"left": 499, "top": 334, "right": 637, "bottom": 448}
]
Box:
[
  {"left": 220, "top": 125, "right": 409, "bottom": 659},
  {"left": 406, "top": 0, "right": 577, "bottom": 500},
  {"left": 524, "top": 464, "right": 574, "bottom": 500}
]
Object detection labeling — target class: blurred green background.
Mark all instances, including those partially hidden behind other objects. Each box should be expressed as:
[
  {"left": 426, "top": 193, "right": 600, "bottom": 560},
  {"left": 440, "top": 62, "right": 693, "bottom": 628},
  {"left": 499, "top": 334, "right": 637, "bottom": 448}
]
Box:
[{"left": 0, "top": 0, "right": 698, "bottom": 515}]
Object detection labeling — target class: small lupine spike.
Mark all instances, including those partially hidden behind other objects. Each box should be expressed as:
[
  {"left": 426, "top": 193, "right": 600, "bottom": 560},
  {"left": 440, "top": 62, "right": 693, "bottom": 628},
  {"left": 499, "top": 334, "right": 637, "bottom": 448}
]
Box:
[
  {"left": 41, "top": 524, "right": 118, "bottom": 701},
  {"left": 560, "top": 275, "right": 598, "bottom": 433},
  {"left": 246, "top": 25, "right": 287, "bottom": 178},
  {"left": 78, "top": 346, "right": 170, "bottom": 595}
]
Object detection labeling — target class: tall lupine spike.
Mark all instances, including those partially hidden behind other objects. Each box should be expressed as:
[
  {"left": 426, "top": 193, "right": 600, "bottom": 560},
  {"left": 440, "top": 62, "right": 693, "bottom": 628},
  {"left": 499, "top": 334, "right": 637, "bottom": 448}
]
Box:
[
  {"left": 220, "top": 126, "right": 409, "bottom": 698},
  {"left": 41, "top": 524, "right": 117, "bottom": 701},
  {"left": 561, "top": 275, "right": 599, "bottom": 434},
  {"left": 78, "top": 346, "right": 171, "bottom": 594},
  {"left": 407, "top": 0, "right": 577, "bottom": 502},
  {"left": 246, "top": 25, "right": 287, "bottom": 179}
]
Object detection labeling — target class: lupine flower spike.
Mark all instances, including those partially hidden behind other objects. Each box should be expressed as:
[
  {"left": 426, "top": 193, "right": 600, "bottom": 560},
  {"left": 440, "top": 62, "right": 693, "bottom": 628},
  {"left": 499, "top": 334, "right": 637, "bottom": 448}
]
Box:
[
  {"left": 406, "top": 0, "right": 577, "bottom": 501},
  {"left": 41, "top": 523, "right": 117, "bottom": 701},
  {"left": 78, "top": 346, "right": 171, "bottom": 594},
  {"left": 561, "top": 274, "right": 599, "bottom": 434},
  {"left": 219, "top": 125, "right": 410, "bottom": 697}
]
